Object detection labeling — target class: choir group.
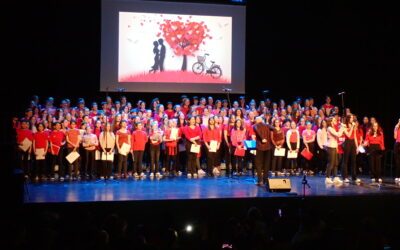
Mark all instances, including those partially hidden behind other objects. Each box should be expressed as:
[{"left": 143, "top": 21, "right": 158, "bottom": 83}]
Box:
[{"left": 13, "top": 94, "right": 400, "bottom": 185}]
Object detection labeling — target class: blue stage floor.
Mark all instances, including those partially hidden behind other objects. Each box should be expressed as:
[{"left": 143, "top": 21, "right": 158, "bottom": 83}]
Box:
[{"left": 24, "top": 174, "right": 400, "bottom": 203}]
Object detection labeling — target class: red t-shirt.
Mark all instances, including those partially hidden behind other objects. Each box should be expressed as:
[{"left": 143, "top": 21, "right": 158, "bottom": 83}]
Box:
[
  {"left": 183, "top": 125, "right": 202, "bottom": 140},
  {"left": 366, "top": 132, "right": 385, "bottom": 150},
  {"left": 203, "top": 127, "right": 221, "bottom": 143},
  {"left": 49, "top": 130, "right": 65, "bottom": 146},
  {"left": 164, "top": 128, "right": 181, "bottom": 148},
  {"left": 117, "top": 130, "right": 131, "bottom": 148},
  {"left": 302, "top": 129, "right": 315, "bottom": 142},
  {"left": 131, "top": 130, "right": 147, "bottom": 151},
  {"left": 33, "top": 131, "right": 49, "bottom": 149},
  {"left": 165, "top": 109, "right": 174, "bottom": 119},
  {"left": 16, "top": 129, "right": 33, "bottom": 144},
  {"left": 66, "top": 129, "right": 80, "bottom": 148}
]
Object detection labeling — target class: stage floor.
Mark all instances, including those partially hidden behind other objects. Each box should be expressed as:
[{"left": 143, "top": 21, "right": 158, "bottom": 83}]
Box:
[{"left": 24, "top": 174, "right": 400, "bottom": 203}]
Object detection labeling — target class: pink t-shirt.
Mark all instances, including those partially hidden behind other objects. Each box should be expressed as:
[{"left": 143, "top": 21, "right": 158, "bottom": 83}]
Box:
[{"left": 302, "top": 129, "right": 315, "bottom": 142}]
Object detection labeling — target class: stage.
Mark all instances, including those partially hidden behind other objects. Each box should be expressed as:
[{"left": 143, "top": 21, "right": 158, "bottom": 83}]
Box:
[{"left": 24, "top": 174, "right": 400, "bottom": 203}]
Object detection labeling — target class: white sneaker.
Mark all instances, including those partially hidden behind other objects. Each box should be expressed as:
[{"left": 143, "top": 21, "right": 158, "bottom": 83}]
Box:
[
  {"left": 109, "top": 176, "right": 114, "bottom": 180},
  {"left": 59, "top": 177, "right": 64, "bottom": 182},
  {"left": 34, "top": 176, "right": 39, "bottom": 182},
  {"left": 371, "top": 178, "right": 375, "bottom": 182},
  {"left": 198, "top": 169, "right": 206, "bottom": 175},
  {"left": 212, "top": 167, "right": 220, "bottom": 176},
  {"left": 395, "top": 178, "right": 399, "bottom": 182},
  {"left": 193, "top": 173, "right": 198, "bottom": 178},
  {"left": 100, "top": 176, "right": 105, "bottom": 180},
  {"left": 178, "top": 171, "right": 182, "bottom": 176},
  {"left": 150, "top": 173, "right": 154, "bottom": 178},
  {"left": 325, "top": 177, "right": 333, "bottom": 184},
  {"left": 354, "top": 178, "right": 361, "bottom": 183},
  {"left": 344, "top": 178, "right": 350, "bottom": 183},
  {"left": 134, "top": 172, "right": 139, "bottom": 178},
  {"left": 140, "top": 172, "right": 145, "bottom": 177},
  {"left": 378, "top": 178, "right": 383, "bottom": 183},
  {"left": 333, "top": 177, "right": 343, "bottom": 184},
  {"left": 187, "top": 173, "right": 192, "bottom": 178}
]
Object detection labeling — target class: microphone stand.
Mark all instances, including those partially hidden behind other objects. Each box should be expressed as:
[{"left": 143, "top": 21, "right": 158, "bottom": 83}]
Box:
[
  {"left": 301, "top": 174, "right": 310, "bottom": 199},
  {"left": 338, "top": 92, "right": 345, "bottom": 122},
  {"left": 223, "top": 88, "right": 232, "bottom": 110}
]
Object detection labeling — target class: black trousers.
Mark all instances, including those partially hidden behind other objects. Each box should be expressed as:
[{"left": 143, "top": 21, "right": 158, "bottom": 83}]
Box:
[
  {"left": 117, "top": 153, "right": 128, "bottom": 176},
  {"left": 150, "top": 145, "right": 161, "bottom": 173},
  {"left": 223, "top": 141, "right": 232, "bottom": 175},
  {"left": 185, "top": 142, "right": 197, "bottom": 175},
  {"left": 316, "top": 146, "right": 327, "bottom": 173},
  {"left": 165, "top": 147, "right": 178, "bottom": 173},
  {"left": 206, "top": 147, "right": 218, "bottom": 175},
  {"left": 35, "top": 159, "right": 47, "bottom": 177},
  {"left": 271, "top": 147, "right": 283, "bottom": 172},
  {"left": 342, "top": 139, "right": 357, "bottom": 179},
  {"left": 133, "top": 151, "right": 144, "bottom": 174},
  {"left": 50, "top": 147, "right": 64, "bottom": 176},
  {"left": 369, "top": 144, "right": 383, "bottom": 180},
  {"left": 255, "top": 149, "right": 271, "bottom": 183},
  {"left": 326, "top": 147, "right": 338, "bottom": 178},
  {"left": 17, "top": 149, "right": 30, "bottom": 176},
  {"left": 67, "top": 148, "right": 80, "bottom": 177},
  {"left": 83, "top": 150, "right": 95, "bottom": 178}
]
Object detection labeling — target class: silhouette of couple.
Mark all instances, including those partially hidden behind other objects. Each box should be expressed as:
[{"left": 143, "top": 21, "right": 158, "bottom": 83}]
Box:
[{"left": 149, "top": 38, "right": 166, "bottom": 73}]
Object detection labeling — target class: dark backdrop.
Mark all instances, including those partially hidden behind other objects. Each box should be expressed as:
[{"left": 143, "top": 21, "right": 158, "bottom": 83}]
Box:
[{"left": 4, "top": 0, "right": 400, "bottom": 145}]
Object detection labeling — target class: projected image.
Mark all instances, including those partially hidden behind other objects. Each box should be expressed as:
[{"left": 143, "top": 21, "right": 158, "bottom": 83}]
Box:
[{"left": 118, "top": 12, "right": 232, "bottom": 84}]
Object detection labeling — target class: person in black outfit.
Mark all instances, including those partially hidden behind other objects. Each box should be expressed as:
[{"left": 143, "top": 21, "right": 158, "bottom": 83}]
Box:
[
  {"left": 253, "top": 116, "right": 272, "bottom": 185},
  {"left": 149, "top": 40, "right": 160, "bottom": 73},
  {"left": 158, "top": 38, "right": 166, "bottom": 71}
]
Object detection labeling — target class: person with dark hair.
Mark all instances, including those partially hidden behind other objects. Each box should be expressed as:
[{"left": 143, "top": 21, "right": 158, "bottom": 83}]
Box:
[
  {"left": 16, "top": 119, "right": 33, "bottom": 179},
  {"left": 149, "top": 40, "right": 160, "bottom": 73},
  {"left": 342, "top": 114, "right": 361, "bottom": 183},
  {"left": 163, "top": 119, "right": 181, "bottom": 176},
  {"left": 271, "top": 118, "right": 285, "bottom": 176},
  {"left": 33, "top": 123, "right": 49, "bottom": 182},
  {"left": 116, "top": 120, "right": 131, "bottom": 179},
  {"left": 253, "top": 116, "right": 272, "bottom": 184},
  {"left": 231, "top": 118, "right": 247, "bottom": 175},
  {"left": 203, "top": 116, "right": 221, "bottom": 176},
  {"left": 149, "top": 121, "right": 163, "bottom": 179},
  {"left": 82, "top": 126, "right": 98, "bottom": 179},
  {"left": 325, "top": 117, "right": 345, "bottom": 184},
  {"left": 99, "top": 122, "right": 115, "bottom": 180},
  {"left": 66, "top": 120, "right": 81, "bottom": 180},
  {"left": 364, "top": 122, "right": 385, "bottom": 183},
  {"left": 158, "top": 38, "right": 166, "bottom": 71},
  {"left": 131, "top": 121, "right": 147, "bottom": 179},
  {"left": 183, "top": 115, "right": 202, "bottom": 178}
]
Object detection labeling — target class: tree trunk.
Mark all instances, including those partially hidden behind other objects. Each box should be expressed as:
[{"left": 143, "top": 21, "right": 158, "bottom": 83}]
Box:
[{"left": 181, "top": 55, "right": 187, "bottom": 71}]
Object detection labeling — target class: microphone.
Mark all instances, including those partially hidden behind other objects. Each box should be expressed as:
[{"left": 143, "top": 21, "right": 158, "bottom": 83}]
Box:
[
  {"left": 338, "top": 91, "right": 345, "bottom": 95},
  {"left": 222, "top": 87, "right": 232, "bottom": 92}
]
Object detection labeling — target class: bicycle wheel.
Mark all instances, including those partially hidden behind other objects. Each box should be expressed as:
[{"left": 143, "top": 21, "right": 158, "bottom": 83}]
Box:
[
  {"left": 210, "top": 66, "right": 222, "bottom": 79},
  {"left": 192, "top": 62, "right": 204, "bottom": 75}
]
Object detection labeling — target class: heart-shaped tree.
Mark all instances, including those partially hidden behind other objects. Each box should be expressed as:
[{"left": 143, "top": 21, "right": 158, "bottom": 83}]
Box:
[{"left": 160, "top": 19, "right": 211, "bottom": 71}]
